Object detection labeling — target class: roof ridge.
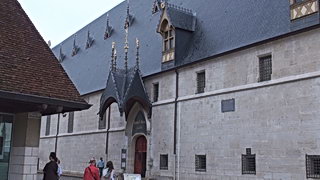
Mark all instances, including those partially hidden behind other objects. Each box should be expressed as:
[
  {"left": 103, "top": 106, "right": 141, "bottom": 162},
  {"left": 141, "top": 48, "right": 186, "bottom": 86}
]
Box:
[{"left": 166, "top": 2, "right": 193, "bottom": 15}]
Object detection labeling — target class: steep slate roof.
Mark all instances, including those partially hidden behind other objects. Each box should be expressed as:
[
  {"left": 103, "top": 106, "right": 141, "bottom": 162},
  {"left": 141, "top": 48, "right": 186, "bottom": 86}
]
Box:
[
  {"left": 52, "top": 0, "right": 318, "bottom": 95},
  {"left": 164, "top": 3, "right": 196, "bottom": 32},
  {"left": 99, "top": 67, "right": 152, "bottom": 119},
  {"left": 0, "top": 0, "right": 89, "bottom": 112}
]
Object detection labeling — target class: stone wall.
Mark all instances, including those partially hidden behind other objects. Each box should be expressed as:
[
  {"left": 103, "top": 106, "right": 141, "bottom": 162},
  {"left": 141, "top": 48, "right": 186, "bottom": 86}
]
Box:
[{"left": 38, "top": 28, "right": 320, "bottom": 180}]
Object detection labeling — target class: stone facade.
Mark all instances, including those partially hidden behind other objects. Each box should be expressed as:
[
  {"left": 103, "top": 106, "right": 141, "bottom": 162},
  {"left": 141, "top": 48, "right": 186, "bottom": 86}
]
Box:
[
  {"left": 39, "top": 28, "right": 320, "bottom": 180},
  {"left": 2, "top": 113, "right": 42, "bottom": 180}
]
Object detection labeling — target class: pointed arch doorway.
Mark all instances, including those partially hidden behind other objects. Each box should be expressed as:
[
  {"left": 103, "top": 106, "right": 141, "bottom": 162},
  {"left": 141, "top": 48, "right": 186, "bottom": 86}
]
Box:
[{"left": 134, "top": 136, "right": 147, "bottom": 177}]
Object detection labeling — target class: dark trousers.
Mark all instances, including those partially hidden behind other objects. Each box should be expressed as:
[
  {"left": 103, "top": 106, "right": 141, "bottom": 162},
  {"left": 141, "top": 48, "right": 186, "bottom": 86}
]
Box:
[{"left": 99, "top": 167, "right": 103, "bottom": 177}]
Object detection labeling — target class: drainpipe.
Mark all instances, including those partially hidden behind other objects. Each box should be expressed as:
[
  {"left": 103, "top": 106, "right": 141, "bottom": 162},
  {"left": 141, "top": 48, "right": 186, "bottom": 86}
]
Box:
[
  {"left": 174, "top": 69, "right": 179, "bottom": 180},
  {"left": 106, "top": 108, "right": 111, "bottom": 159},
  {"left": 54, "top": 113, "right": 60, "bottom": 154}
]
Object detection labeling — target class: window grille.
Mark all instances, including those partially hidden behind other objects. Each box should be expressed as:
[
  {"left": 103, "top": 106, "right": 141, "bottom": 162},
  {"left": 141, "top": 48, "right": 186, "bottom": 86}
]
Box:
[
  {"left": 221, "top": 99, "right": 235, "bottom": 112},
  {"left": 99, "top": 111, "right": 107, "bottom": 130},
  {"left": 68, "top": 112, "right": 74, "bottom": 133},
  {"left": 197, "top": 71, "right": 205, "bottom": 93},
  {"left": 259, "top": 55, "right": 272, "bottom": 82},
  {"left": 45, "top": 115, "right": 51, "bottom": 136},
  {"left": 153, "top": 83, "right": 159, "bottom": 102},
  {"left": 306, "top": 155, "right": 320, "bottom": 178},
  {"left": 121, "top": 149, "right": 127, "bottom": 170},
  {"left": 242, "top": 148, "right": 256, "bottom": 175},
  {"left": 195, "top": 155, "right": 206, "bottom": 172},
  {"left": 160, "top": 154, "right": 168, "bottom": 170}
]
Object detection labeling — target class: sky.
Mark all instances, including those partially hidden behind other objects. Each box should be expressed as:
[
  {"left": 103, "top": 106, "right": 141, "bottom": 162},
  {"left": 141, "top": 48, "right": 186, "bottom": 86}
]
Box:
[{"left": 18, "top": 0, "right": 124, "bottom": 47}]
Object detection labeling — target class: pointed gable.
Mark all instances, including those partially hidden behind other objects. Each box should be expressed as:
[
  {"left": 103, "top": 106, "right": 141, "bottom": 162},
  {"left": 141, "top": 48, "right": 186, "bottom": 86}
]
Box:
[
  {"left": 0, "top": 0, "right": 89, "bottom": 114},
  {"left": 99, "top": 67, "right": 151, "bottom": 119}
]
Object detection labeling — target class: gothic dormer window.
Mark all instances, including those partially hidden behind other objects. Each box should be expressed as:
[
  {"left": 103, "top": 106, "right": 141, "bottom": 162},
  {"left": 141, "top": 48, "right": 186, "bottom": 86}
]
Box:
[
  {"left": 157, "top": 2, "right": 196, "bottom": 66},
  {"left": 290, "top": 0, "right": 318, "bottom": 20},
  {"left": 160, "top": 19, "right": 175, "bottom": 62}
]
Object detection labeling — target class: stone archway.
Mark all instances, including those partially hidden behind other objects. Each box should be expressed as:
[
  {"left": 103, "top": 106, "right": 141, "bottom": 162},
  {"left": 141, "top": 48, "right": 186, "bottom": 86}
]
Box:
[{"left": 125, "top": 102, "right": 151, "bottom": 176}]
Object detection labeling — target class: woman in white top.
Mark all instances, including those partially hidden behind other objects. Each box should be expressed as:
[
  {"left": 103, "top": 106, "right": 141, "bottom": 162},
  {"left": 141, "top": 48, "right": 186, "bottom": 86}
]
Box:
[{"left": 102, "top": 161, "right": 115, "bottom": 180}]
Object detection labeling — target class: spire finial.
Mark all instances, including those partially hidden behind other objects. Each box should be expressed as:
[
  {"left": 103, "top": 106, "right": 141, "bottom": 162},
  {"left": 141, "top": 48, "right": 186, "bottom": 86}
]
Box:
[
  {"left": 124, "top": 27, "right": 129, "bottom": 73},
  {"left": 135, "top": 38, "right": 140, "bottom": 70},
  {"left": 107, "top": 13, "right": 110, "bottom": 26},
  {"left": 114, "top": 48, "right": 117, "bottom": 71},
  {"left": 110, "top": 42, "right": 115, "bottom": 71}
]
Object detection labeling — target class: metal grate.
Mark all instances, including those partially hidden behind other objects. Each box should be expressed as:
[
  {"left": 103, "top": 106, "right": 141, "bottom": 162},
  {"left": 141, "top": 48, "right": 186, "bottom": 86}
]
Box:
[
  {"left": 242, "top": 150, "right": 256, "bottom": 175},
  {"left": 45, "top": 115, "right": 51, "bottom": 136},
  {"left": 259, "top": 55, "right": 272, "bottom": 82},
  {"left": 160, "top": 154, "right": 168, "bottom": 170},
  {"left": 306, "top": 155, "right": 320, "bottom": 178},
  {"left": 153, "top": 83, "right": 159, "bottom": 102},
  {"left": 121, "top": 149, "right": 127, "bottom": 170},
  {"left": 68, "top": 112, "right": 74, "bottom": 133},
  {"left": 195, "top": 155, "right": 206, "bottom": 172},
  {"left": 197, "top": 71, "right": 206, "bottom": 93}
]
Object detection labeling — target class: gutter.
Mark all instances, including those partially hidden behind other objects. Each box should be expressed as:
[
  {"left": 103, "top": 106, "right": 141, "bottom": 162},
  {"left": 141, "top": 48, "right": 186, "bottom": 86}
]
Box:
[
  {"left": 106, "top": 108, "right": 111, "bottom": 157},
  {"left": 0, "top": 90, "right": 91, "bottom": 113},
  {"left": 174, "top": 69, "right": 179, "bottom": 180}
]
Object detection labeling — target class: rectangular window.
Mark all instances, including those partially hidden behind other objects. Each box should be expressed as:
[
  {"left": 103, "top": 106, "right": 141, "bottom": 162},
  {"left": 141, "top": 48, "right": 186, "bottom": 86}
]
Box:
[
  {"left": 242, "top": 148, "right": 256, "bottom": 175},
  {"left": 163, "top": 30, "right": 174, "bottom": 52},
  {"left": 99, "top": 111, "right": 107, "bottom": 130},
  {"left": 195, "top": 155, "right": 206, "bottom": 172},
  {"left": 153, "top": 83, "right": 159, "bottom": 102},
  {"left": 68, "top": 112, "right": 74, "bottom": 133},
  {"left": 196, "top": 71, "right": 205, "bottom": 94},
  {"left": 306, "top": 155, "right": 320, "bottom": 178},
  {"left": 259, "top": 55, "right": 272, "bottom": 82},
  {"left": 221, "top": 99, "right": 235, "bottom": 112},
  {"left": 160, "top": 154, "right": 168, "bottom": 170},
  {"left": 45, "top": 115, "right": 51, "bottom": 136}
]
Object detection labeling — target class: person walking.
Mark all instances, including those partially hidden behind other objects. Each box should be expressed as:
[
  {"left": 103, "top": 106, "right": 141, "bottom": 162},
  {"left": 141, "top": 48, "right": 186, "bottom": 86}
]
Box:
[
  {"left": 57, "top": 159, "right": 63, "bottom": 179},
  {"left": 97, "top": 157, "right": 105, "bottom": 177},
  {"left": 102, "top": 161, "right": 115, "bottom": 180},
  {"left": 43, "top": 152, "right": 59, "bottom": 180},
  {"left": 84, "top": 158, "right": 100, "bottom": 180}
]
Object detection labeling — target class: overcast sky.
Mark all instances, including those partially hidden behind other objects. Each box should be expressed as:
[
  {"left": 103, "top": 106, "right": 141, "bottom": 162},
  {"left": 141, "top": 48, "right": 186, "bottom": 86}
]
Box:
[{"left": 18, "top": 0, "right": 124, "bottom": 47}]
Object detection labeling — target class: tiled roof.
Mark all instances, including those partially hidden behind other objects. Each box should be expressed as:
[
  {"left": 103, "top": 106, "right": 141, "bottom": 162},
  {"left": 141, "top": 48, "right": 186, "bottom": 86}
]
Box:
[
  {"left": 52, "top": 0, "right": 320, "bottom": 95},
  {"left": 0, "top": 0, "right": 86, "bottom": 103}
]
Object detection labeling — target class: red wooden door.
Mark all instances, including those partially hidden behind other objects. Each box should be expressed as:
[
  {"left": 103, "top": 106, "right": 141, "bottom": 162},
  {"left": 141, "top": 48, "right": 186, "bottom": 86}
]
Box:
[{"left": 134, "top": 136, "right": 147, "bottom": 177}]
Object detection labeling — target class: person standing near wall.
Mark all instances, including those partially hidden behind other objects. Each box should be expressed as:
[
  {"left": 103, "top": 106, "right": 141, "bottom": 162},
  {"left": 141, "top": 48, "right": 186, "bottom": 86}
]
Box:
[
  {"left": 84, "top": 158, "right": 100, "bottom": 180},
  {"left": 97, "top": 157, "right": 105, "bottom": 177},
  {"left": 102, "top": 161, "right": 115, "bottom": 180},
  {"left": 43, "top": 152, "right": 59, "bottom": 180}
]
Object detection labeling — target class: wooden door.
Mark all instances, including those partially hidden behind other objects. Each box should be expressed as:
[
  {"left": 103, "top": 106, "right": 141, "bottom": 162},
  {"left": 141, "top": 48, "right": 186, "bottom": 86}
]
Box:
[{"left": 134, "top": 136, "right": 147, "bottom": 177}]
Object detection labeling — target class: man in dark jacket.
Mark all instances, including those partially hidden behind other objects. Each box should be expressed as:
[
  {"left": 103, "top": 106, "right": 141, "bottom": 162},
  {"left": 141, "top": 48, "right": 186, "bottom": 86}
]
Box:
[{"left": 43, "top": 152, "right": 58, "bottom": 180}]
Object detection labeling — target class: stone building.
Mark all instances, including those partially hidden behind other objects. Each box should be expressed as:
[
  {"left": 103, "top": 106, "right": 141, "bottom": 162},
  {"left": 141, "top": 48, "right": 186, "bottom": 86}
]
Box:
[
  {"left": 0, "top": 0, "right": 90, "bottom": 180},
  {"left": 39, "top": 0, "right": 320, "bottom": 179}
]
